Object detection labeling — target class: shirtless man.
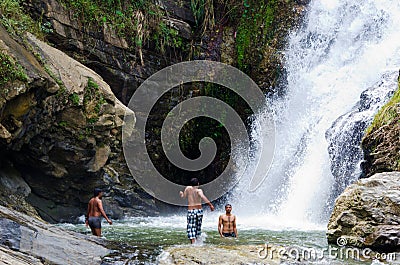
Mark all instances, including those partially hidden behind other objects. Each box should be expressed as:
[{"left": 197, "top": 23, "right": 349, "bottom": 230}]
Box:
[
  {"left": 179, "top": 178, "right": 214, "bottom": 244},
  {"left": 85, "top": 188, "right": 112, "bottom": 237},
  {"left": 218, "top": 204, "right": 237, "bottom": 238}
]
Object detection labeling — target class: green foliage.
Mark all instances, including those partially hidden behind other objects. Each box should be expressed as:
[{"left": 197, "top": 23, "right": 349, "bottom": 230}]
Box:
[
  {"left": 69, "top": 93, "right": 80, "bottom": 106},
  {"left": 40, "top": 21, "right": 54, "bottom": 34},
  {"left": 236, "top": 0, "right": 278, "bottom": 70},
  {"left": 60, "top": 0, "right": 161, "bottom": 49},
  {"left": 0, "top": 51, "right": 28, "bottom": 87},
  {"left": 58, "top": 121, "right": 68, "bottom": 127},
  {"left": 190, "top": 0, "right": 214, "bottom": 35},
  {"left": 87, "top": 117, "right": 99, "bottom": 124},
  {"left": 0, "top": 0, "right": 42, "bottom": 37},
  {"left": 153, "top": 22, "right": 185, "bottom": 53},
  {"left": 83, "top": 77, "right": 106, "bottom": 124},
  {"left": 365, "top": 81, "right": 400, "bottom": 135}
]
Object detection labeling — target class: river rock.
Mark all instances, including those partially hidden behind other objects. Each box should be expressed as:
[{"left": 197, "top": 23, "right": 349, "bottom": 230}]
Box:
[
  {"left": 327, "top": 172, "right": 400, "bottom": 251},
  {"left": 0, "top": 205, "right": 109, "bottom": 264},
  {"left": 157, "top": 245, "right": 281, "bottom": 265}
]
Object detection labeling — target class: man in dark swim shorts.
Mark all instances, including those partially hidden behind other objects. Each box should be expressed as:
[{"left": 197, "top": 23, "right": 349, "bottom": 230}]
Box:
[
  {"left": 218, "top": 204, "right": 238, "bottom": 238},
  {"left": 88, "top": 216, "right": 102, "bottom": 229},
  {"left": 85, "top": 188, "right": 112, "bottom": 236}
]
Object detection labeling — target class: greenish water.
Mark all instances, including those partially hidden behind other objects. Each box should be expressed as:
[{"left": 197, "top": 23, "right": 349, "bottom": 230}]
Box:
[{"left": 62, "top": 214, "right": 396, "bottom": 265}]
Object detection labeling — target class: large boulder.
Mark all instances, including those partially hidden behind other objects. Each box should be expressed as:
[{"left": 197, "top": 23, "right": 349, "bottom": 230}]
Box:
[
  {"left": 327, "top": 172, "right": 400, "bottom": 251},
  {"left": 0, "top": 24, "right": 157, "bottom": 222},
  {"left": 0, "top": 205, "right": 109, "bottom": 264}
]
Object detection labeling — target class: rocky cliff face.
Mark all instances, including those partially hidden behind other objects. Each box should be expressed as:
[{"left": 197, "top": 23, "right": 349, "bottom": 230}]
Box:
[
  {"left": 327, "top": 172, "right": 400, "bottom": 251},
  {"left": 1, "top": 0, "right": 308, "bottom": 223},
  {"left": 361, "top": 76, "right": 400, "bottom": 177},
  {"left": 327, "top": 73, "right": 400, "bottom": 249},
  {"left": 0, "top": 24, "right": 156, "bottom": 222}
]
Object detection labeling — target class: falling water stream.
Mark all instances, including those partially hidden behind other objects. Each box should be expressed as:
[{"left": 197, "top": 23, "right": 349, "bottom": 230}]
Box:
[
  {"left": 231, "top": 0, "right": 400, "bottom": 228},
  {"left": 63, "top": 0, "right": 400, "bottom": 264}
]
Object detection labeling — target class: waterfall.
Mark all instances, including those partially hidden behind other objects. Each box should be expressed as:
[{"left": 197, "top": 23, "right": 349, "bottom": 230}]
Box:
[{"left": 230, "top": 0, "right": 400, "bottom": 229}]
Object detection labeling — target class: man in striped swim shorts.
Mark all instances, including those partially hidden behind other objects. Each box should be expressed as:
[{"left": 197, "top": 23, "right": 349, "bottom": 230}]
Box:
[{"left": 180, "top": 178, "right": 214, "bottom": 244}]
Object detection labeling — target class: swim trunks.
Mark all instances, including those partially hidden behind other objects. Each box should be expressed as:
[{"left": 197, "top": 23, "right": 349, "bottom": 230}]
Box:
[
  {"left": 88, "top": 216, "right": 102, "bottom": 229},
  {"left": 187, "top": 209, "right": 203, "bottom": 239},
  {"left": 222, "top": 232, "right": 236, "bottom": 237}
]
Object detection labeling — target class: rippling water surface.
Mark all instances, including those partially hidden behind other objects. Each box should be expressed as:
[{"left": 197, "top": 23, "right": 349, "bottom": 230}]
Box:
[{"left": 62, "top": 213, "right": 393, "bottom": 264}]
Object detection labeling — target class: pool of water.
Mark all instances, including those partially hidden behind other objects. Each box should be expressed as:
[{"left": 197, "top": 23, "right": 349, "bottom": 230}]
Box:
[{"left": 62, "top": 214, "right": 396, "bottom": 265}]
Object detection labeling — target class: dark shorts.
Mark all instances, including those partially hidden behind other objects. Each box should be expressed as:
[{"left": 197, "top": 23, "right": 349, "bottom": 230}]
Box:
[
  {"left": 223, "top": 232, "right": 236, "bottom": 237},
  {"left": 187, "top": 209, "right": 203, "bottom": 239},
  {"left": 88, "top": 216, "right": 102, "bottom": 229}
]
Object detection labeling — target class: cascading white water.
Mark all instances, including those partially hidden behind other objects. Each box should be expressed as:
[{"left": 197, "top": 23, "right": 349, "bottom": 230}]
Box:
[{"left": 230, "top": 0, "right": 400, "bottom": 229}]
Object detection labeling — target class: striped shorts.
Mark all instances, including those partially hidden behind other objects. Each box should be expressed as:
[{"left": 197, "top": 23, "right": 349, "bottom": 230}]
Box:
[{"left": 187, "top": 209, "right": 203, "bottom": 239}]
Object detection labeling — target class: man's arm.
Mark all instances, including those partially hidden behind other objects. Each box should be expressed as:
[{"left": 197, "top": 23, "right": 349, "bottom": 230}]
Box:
[
  {"left": 179, "top": 187, "right": 187, "bottom": 198},
  {"left": 97, "top": 200, "right": 112, "bottom": 225},
  {"left": 198, "top": 189, "right": 214, "bottom": 211},
  {"left": 85, "top": 202, "right": 91, "bottom": 227},
  {"left": 218, "top": 215, "right": 224, "bottom": 237},
  {"left": 233, "top": 215, "right": 238, "bottom": 238}
]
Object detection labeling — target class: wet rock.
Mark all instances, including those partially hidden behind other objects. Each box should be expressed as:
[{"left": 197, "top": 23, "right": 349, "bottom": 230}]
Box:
[
  {"left": 0, "top": 205, "right": 110, "bottom": 264},
  {"left": 326, "top": 72, "right": 397, "bottom": 200},
  {"left": 327, "top": 172, "right": 400, "bottom": 251},
  {"left": 157, "top": 245, "right": 280, "bottom": 265},
  {"left": 0, "top": 245, "right": 44, "bottom": 265},
  {"left": 361, "top": 76, "right": 400, "bottom": 177}
]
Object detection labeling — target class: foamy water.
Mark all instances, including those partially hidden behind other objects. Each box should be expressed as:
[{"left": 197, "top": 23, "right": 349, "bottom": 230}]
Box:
[{"left": 229, "top": 0, "right": 400, "bottom": 229}]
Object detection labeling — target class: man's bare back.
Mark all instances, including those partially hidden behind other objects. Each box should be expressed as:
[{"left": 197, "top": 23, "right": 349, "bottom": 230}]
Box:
[
  {"left": 179, "top": 178, "right": 214, "bottom": 244},
  {"left": 180, "top": 186, "right": 208, "bottom": 210},
  {"left": 87, "top": 197, "right": 103, "bottom": 217},
  {"left": 85, "top": 189, "right": 112, "bottom": 237}
]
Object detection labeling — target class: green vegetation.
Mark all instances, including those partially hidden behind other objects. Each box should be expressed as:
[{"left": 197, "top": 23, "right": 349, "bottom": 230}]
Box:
[
  {"left": 69, "top": 93, "right": 80, "bottom": 106},
  {"left": 0, "top": 0, "right": 42, "bottom": 37},
  {"left": 365, "top": 80, "right": 400, "bottom": 135},
  {"left": 83, "top": 77, "right": 106, "bottom": 123},
  {"left": 152, "top": 22, "right": 184, "bottom": 53},
  {"left": 0, "top": 51, "right": 28, "bottom": 87},
  {"left": 58, "top": 121, "right": 68, "bottom": 127},
  {"left": 190, "top": 0, "right": 214, "bottom": 35},
  {"left": 236, "top": 0, "right": 279, "bottom": 71},
  {"left": 59, "top": 0, "right": 185, "bottom": 53}
]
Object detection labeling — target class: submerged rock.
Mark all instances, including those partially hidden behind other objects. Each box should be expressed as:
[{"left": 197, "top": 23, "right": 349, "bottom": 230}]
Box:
[
  {"left": 327, "top": 172, "right": 400, "bottom": 251},
  {"left": 0, "top": 205, "right": 109, "bottom": 264}
]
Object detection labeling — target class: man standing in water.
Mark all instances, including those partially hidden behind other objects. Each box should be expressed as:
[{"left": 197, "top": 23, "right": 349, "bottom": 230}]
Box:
[
  {"left": 85, "top": 188, "right": 112, "bottom": 236},
  {"left": 179, "top": 178, "right": 215, "bottom": 244},
  {"left": 218, "top": 204, "right": 237, "bottom": 238}
]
